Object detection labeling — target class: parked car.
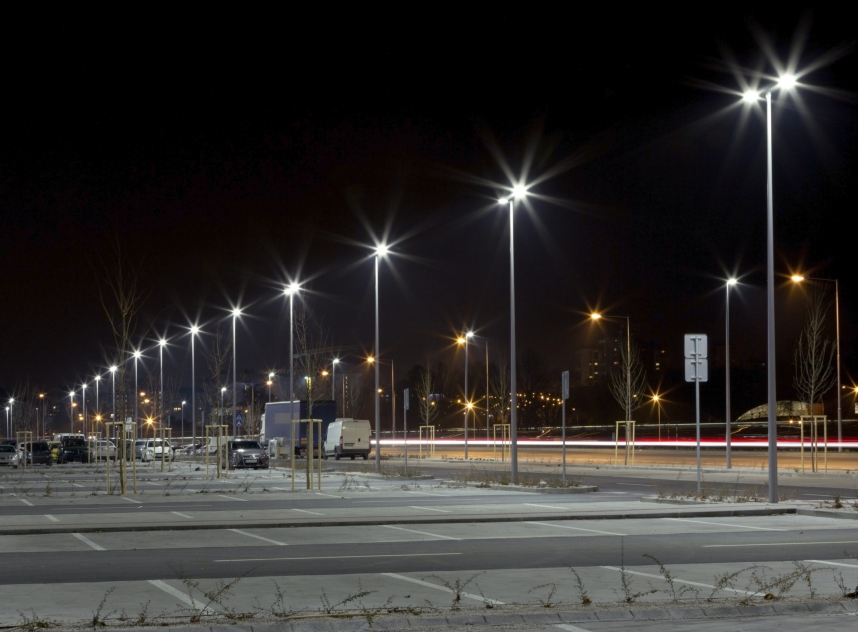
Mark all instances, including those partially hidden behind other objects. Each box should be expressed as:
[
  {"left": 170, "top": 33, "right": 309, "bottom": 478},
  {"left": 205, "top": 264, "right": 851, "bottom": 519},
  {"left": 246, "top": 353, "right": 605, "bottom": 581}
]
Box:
[
  {"left": 0, "top": 444, "right": 19, "bottom": 467},
  {"left": 142, "top": 438, "right": 173, "bottom": 462},
  {"left": 90, "top": 440, "right": 117, "bottom": 461},
  {"left": 56, "top": 436, "right": 90, "bottom": 463},
  {"left": 323, "top": 418, "right": 371, "bottom": 460},
  {"left": 224, "top": 439, "right": 269, "bottom": 469},
  {"left": 134, "top": 439, "right": 147, "bottom": 460},
  {"left": 18, "top": 440, "right": 53, "bottom": 466},
  {"left": 49, "top": 440, "right": 60, "bottom": 463}
]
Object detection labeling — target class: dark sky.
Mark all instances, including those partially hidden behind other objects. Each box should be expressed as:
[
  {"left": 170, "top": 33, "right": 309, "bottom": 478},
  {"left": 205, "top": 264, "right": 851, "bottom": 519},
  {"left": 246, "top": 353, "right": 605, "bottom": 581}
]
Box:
[{"left": 2, "top": 10, "right": 856, "bottom": 407}]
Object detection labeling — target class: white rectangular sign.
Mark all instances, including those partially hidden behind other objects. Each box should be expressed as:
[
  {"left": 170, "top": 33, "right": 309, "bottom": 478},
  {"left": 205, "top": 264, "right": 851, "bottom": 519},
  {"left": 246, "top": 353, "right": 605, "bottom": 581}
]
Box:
[
  {"left": 562, "top": 371, "right": 569, "bottom": 400},
  {"left": 685, "top": 358, "right": 708, "bottom": 382},
  {"left": 684, "top": 334, "right": 707, "bottom": 358}
]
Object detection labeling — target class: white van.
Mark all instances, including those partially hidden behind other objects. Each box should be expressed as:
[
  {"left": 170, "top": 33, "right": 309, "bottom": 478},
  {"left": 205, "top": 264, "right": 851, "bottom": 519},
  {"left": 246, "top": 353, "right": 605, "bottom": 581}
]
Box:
[{"left": 323, "top": 418, "right": 371, "bottom": 460}]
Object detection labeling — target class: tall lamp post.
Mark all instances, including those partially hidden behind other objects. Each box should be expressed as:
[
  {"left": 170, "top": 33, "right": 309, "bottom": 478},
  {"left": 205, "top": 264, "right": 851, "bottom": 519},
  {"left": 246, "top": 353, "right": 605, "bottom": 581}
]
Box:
[
  {"left": 8, "top": 399, "right": 13, "bottom": 437},
  {"left": 457, "top": 332, "right": 473, "bottom": 459},
  {"left": 268, "top": 372, "right": 275, "bottom": 403},
  {"left": 133, "top": 350, "right": 142, "bottom": 438},
  {"left": 94, "top": 375, "right": 101, "bottom": 428},
  {"left": 109, "top": 365, "right": 117, "bottom": 430},
  {"left": 368, "top": 357, "right": 395, "bottom": 449},
  {"left": 742, "top": 74, "right": 798, "bottom": 503},
  {"left": 158, "top": 339, "right": 167, "bottom": 433},
  {"left": 499, "top": 187, "right": 527, "bottom": 482},
  {"left": 82, "top": 383, "right": 87, "bottom": 439},
  {"left": 68, "top": 392, "right": 75, "bottom": 433},
  {"left": 373, "top": 245, "right": 389, "bottom": 473},
  {"left": 231, "top": 309, "right": 241, "bottom": 438},
  {"left": 725, "top": 278, "right": 737, "bottom": 468},
  {"left": 190, "top": 325, "right": 200, "bottom": 451},
  {"left": 791, "top": 274, "right": 842, "bottom": 451},
  {"left": 283, "top": 283, "right": 300, "bottom": 441},
  {"left": 331, "top": 359, "right": 340, "bottom": 415}
]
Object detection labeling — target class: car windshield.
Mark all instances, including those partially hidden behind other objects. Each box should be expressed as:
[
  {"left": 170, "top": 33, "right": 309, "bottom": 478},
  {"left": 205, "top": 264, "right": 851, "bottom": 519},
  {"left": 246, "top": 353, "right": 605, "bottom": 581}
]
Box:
[
  {"left": 0, "top": 446, "right": 14, "bottom": 453},
  {"left": 63, "top": 439, "right": 86, "bottom": 447},
  {"left": 31, "top": 442, "right": 49, "bottom": 450},
  {"left": 231, "top": 441, "right": 261, "bottom": 450}
]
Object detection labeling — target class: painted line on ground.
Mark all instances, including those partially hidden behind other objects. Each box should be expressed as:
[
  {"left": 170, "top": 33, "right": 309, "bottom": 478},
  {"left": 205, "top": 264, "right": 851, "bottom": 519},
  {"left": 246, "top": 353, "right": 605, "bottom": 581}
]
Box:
[
  {"left": 271, "top": 487, "right": 291, "bottom": 491},
  {"left": 72, "top": 483, "right": 86, "bottom": 488},
  {"left": 615, "top": 483, "right": 651, "bottom": 487},
  {"left": 121, "top": 497, "right": 142, "bottom": 504},
  {"left": 228, "top": 528, "right": 288, "bottom": 546},
  {"left": 381, "top": 525, "right": 460, "bottom": 540},
  {"left": 19, "top": 499, "right": 34, "bottom": 506},
  {"left": 526, "top": 503, "right": 574, "bottom": 510},
  {"left": 557, "top": 624, "right": 592, "bottom": 632},
  {"left": 316, "top": 493, "right": 340, "bottom": 498},
  {"left": 216, "top": 553, "right": 459, "bottom": 563},
  {"left": 148, "top": 579, "right": 214, "bottom": 614},
  {"left": 383, "top": 572, "right": 504, "bottom": 605},
  {"left": 402, "top": 491, "right": 447, "bottom": 496},
  {"left": 72, "top": 533, "right": 106, "bottom": 551},
  {"left": 807, "top": 559, "right": 858, "bottom": 568},
  {"left": 44, "top": 515, "right": 59, "bottom": 522},
  {"left": 171, "top": 512, "right": 193, "bottom": 519},
  {"left": 527, "top": 521, "right": 626, "bottom": 536},
  {"left": 292, "top": 508, "right": 325, "bottom": 516},
  {"left": 411, "top": 506, "right": 451, "bottom": 513},
  {"left": 216, "top": 494, "right": 247, "bottom": 501},
  {"left": 144, "top": 481, "right": 162, "bottom": 486},
  {"left": 705, "top": 540, "right": 858, "bottom": 548},
  {"left": 600, "top": 566, "right": 753, "bottom": 595},
  {"left": 664, "top": 518, "right": 786, "bottom": 531}
]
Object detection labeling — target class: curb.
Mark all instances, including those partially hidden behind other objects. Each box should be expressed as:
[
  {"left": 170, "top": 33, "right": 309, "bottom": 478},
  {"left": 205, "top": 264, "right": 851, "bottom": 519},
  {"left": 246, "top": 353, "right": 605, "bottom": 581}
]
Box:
[
  {"left": 0, "top": 505, "right": 797, "bottom": 536},
  {"left": 442, "top": 481, "right": 599, "bottom": 494},
  {"left": 797, "top": 507, "right": 858, "bottom": 520}
]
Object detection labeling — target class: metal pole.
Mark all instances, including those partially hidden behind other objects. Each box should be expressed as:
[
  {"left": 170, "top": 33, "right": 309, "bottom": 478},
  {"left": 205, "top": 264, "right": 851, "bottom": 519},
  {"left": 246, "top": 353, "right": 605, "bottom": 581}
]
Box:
[
  {"left": 374, "top": 254, "right": 381, "bottom": 473},
  {"left": 765, "top": 91, "right": 778, "bottom": 503},
  {"left": 625, "top": 317, "right": 631, "bottom": 466},
  {"left": 391, "top": 361, "right": 396, "bottom": 448},
  {"left": 695, "top": 336, "right": 701, "bottom": 494},
  {"left": 290, "top": 292, "right": 294, "bottom": 445},
  {"left": 486, "top": 341, "right": 490, "bottom": 445},
  {"left": 135, "top": 356, "right": 139, "bottom": 439},
  {"left": 233, "top": 313, "right": 237, "bottom": 439},
  {"left": 726, "top": 283, "right": 732, "bottom": 469},
  {"left": 464, "top": 338, "right": 468, "bottom": 460},
  {"left": 508, "top": 199, "right": 518, "bottom": 483},
  {"left": 331, "top": 364, "right": 336, "bottom": 413},
  {"left": 83, "top": 384, "right": 86, "bottom": 441},
  {"left": 835, "top": 279, "right": 842, "bottom": 452},
  {"left": 191, "top": 332, "right": 196, "bottom": 455},
  {"left": 159, "top": 344, "right": 164, "bottom": 439}
]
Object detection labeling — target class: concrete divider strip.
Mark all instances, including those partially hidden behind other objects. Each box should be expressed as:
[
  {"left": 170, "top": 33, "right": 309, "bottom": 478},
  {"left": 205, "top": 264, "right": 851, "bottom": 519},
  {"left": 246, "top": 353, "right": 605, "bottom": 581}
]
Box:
[
  {"left": 228, "top": 528, "right": 287, "bottom": 546},
  {"left": 44, "top": 515, "right": 59, "bottom": 522},
  {"left": 382, "top": 525, "right": 459, "bottom": 540},
  {"left": 383, "top": 572, "right": 505, "bottom": 605},
  {"left": 664, "top": 518, "right": 786, "bottom": 531},
  {"left": 71, "top": 533, "right": 105, "bottom": 551},
  {"left": 527, "top": 521, "right": 626, "bottom": 536}
]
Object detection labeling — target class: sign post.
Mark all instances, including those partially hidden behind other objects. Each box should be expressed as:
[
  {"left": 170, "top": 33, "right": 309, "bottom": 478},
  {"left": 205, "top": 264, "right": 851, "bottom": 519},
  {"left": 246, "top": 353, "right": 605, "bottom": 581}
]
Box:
[
  {"left": 685, "top": 334, "right": 708, "bottom": 493},
  {"left": 561, "top": 370, "right": 569, "bottom": 486},
  {"left": 403, "top": 388, "right": 410, "bottom": 475}
]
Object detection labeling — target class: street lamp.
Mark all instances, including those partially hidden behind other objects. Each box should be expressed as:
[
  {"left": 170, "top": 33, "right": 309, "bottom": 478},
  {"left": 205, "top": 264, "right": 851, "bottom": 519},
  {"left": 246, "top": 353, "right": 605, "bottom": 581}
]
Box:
[
  {"left": 458, "top": 332, "right": 474, "bottom": 459},
  {"left": 181, "top": 401, "right": 186, "bottom": 440},
  {"left": 158, "top": 338, "right": 167, "bottom": 433},
  {"left": 331, "top": 359, "right": 340, "bottom": 415},
  {"left": 221, "top": 387, "right": 227, "bottom": 423},
  {"left": 498, "top": 185, "right": 527, "bottom": 482},
  {"left": 268, "top": 372, "right": 275, "bottom": 403},
  {"left": 68, "top": 391, "right": 75, "bottom": 433},
  {"left": 189, "top": 325, "right": 200, "bottom": 451},
  {"left": 283, "top": 283, "right": 300, "bottom": 435},
  {"left": 133, "top": 350, "right": 142, "bottom": 437},
  {"left": 651, "top": 394, "right": 662, "bottom": 442},
  {"left": 81, "top": 383, "right": 87, "bottom": 439},
  {"left": 7, "top": 398, "right": 13, "bottom": 437},
  {"left": 791, "top": 274, "right": 842, "bottom": 451},
  {"left": 373, "top": 244, "right": 389, "bottom": 473},
  {"left": 109, "top": 366, "right": 117, "bottom": 431},
  {"left": 591, "top": 312, "right": 633, "bottom": 464},
  {"left": 725, "top": 278, "right": 738, "bottom": 468},
  {"left": 741, "top": 73, "right": 800, "bottom": 503},
  {"left": 231, "top": 308, "right": 241, "bottom": 438}
]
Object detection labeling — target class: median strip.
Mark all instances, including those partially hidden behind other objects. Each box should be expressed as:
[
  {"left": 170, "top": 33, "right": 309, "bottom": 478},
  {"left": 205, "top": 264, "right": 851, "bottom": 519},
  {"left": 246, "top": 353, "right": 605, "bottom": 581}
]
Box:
[
  {"left": 19, "top": 499, "right": 33, "bottom": 506},
  {"left": 148, "top": 579, "right": 214, "bottom": 613},
  {"left": 216, "top": 553, "right": 459, "bottom": 562},
  {"left": 292, "top": 508, "right": 324, "bottom": 516},
  {"left": 381, "top": 525, "right": 459, "bottom": 540},
  {"left": 383, "top": 572, "right": 504, "bottom": 605},
  {"left": 705, "top": 540, "right": 858, "bottom": 548},
  {"left": 664, "top": 518, "right": 786, "bottom": 531},
  {"left": 411, "top": 506, "right": 451, "bottom": 513},
  {"left": 72, "top": 533, "right": 105, "bottom": 551},
  {"left": 217, "top": 494, "right": 247, "bottom": 501},
  {"left": 44, "top": 515, "right": 59, "bottom": 522},
  {"left": 228, "top": 528, "right": 287, "bottom": 546},
  {"left": 527, "top": 521, "right": 625, "bottom": 536}
]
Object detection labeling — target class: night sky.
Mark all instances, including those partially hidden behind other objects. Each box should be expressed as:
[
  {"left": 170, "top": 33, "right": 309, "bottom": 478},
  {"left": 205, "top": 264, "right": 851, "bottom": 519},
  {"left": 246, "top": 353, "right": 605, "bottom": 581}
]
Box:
[{"left": 2, "top": 10, "right": 856, "bottom": 419}]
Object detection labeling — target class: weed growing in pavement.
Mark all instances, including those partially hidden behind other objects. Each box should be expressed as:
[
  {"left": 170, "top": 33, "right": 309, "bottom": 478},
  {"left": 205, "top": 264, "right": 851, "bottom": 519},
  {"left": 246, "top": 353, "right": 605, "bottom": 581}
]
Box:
[
  {"left": 528, "top": 583, "right": 559, "bottom": 608},
  {"left": 708, "top": 566, "right": 761, "bottom": 600},
  {"left": 319, "top": 579, "right": 376, "bottom": 614},
  {"left": 423, "top": 572, "right": 484, "bottom": 609},
  {"left": 569, "top": 568, "right": 592, "bottom": 605},
  {"left": 90, "top": 586, "right": 116, "bottom": 627},
  {"left": 741, "top": 562, "right": 818, "bottom": 604},
  {"left": 267, "top": 581, "right": 302, "bottom": 618},
  {"left": 643, "top": 554, "right": 699, "bottom": 603},
  {"left": 15, "top": 610, "right": 57, "bottom": 631},
  {"left": 614, "top": 541, "right": 657, "bottom": 604},
  {"left": 44, "top": 483, "right": 52, "bottom": 496},
  {"left": 177, "top": 567, "right": 252, "bottom": 622},
  {"left": 134, "top": 600, "right": 151, "bottom": 626}
]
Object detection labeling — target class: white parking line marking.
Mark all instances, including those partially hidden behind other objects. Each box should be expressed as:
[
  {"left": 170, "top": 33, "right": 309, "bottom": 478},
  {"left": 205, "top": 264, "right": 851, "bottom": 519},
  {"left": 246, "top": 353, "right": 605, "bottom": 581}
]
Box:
[
  {"left": 148, "top": 580, "right": 214, "bottom": 613},
  {"left": 526, "top": 503, "right": 573, "bottom": 510},
  {"left": 615, "top": 483, "right": 650, "bottom": 486},
  {"left": 144, "top": 481, "right": 161, "bottom": 486},
  {"left": 706, "top": 540, "right": 858, "bottom": 548},
  {"left": 228, "top": 529, "right": 287, "bottom": 546},
  {"left": 72, "top": 483, "right": 86, "bottom": 488},
  {"left": 45, "top": 515, "right": 59, "bottom": 522},
  {"left": 72, "top": 533, "right": 105, "bottom": 551},
  {"left": 411, "top": 506, "right": 451, "bottom": 513},
  {"left": 121, "top": 497, "right": 142, "bottom": 504},
  {"left": 293, "top": 508, "right": 324, "bottom": 516},
  {"left": 316, "top": 493, "right": 340, "bottom": 498},
  {"left": 383, "top": 573, "right": 504, "bottom": 605},
  {"left": 807, "top": 559, "right": 858, "bottom": 568},
  {"left": 19, "top": 499, "right": 33, "bottom": 506},
  {"left": 597, "top": 492, "right": 629, "bottom": 494},
  {"left": 217, "top": 553, "right": 458, "bottom": 563},
  {"left": 171, "top": 512, "right": 193, "bottom": 519},
  {"left": 381, "top": 525, "right": 460, "bottom": 540},
  {"left": 557, "top": 624, "right": 593, "bottom": 632},
  {"left": 217, "top": 494, "right": 247, "bottom": 501},
  {"left": 527, "top": 521, "right": 626, "bottom": 536},
  {"left": 600, "top": 566, "right": 753, "bottom": 595},
  {"left": 664, "top": 518, "right": 786, "bottom": 531},
  {"left": 403, "top": 491, "right": 447, "bottom": 496},
  {"left": 271, "top": 487, "right": 291, "bottom": 491}
]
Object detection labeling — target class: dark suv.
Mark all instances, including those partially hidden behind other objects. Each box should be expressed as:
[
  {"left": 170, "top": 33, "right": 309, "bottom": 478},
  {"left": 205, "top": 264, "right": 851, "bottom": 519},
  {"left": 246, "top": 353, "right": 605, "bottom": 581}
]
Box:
[
  {"left": 225, "top": 440, "right": 269, "bottom": 469},
  {"left": 56, "top": 437, "right": 90, "bottom": 463},
  {"left": 19, "top": 441, "right": 52, "bottom": 466}
]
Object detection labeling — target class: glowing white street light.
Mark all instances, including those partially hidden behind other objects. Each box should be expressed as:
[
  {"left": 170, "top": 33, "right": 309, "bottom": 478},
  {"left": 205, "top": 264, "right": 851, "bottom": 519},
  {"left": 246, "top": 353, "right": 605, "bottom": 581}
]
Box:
[
  {"left": 231, "top": 309, "right": 241, "bottom": 437},
  {"left": 158, "top": 339, "right": 167, "bottom": 433},
  {"left": 284, "top": 283, "right": 300, "bottom": 434},
  {"left": 331, "top": 360, "right": 340, "bottom": 413},
  {"left": 498, "top": 185, "right": 527, "bottom": 482},
  {"left": 189, "top": 325, "right": 200, "bottom": 451},
  {"left": 109, "top": 366, "right": 117, "bottom": 435},
  {"left": 373, "top": 244, "right": 389, "bottom": 473},
  {"left": 133, "top": 350, "right": 142, "bottom": 437},
  {"left": 458, "top": 332, "right": 474, "bottom": 459}
]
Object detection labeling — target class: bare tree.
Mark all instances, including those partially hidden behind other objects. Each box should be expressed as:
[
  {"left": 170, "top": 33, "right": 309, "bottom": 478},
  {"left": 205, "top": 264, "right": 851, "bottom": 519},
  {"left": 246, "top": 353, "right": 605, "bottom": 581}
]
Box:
[
  {"left": 202, "top": 324, "right": 233, "bottom": 430},
  {"left": 608, "top": 334, "right": 647, "bottom": 420},
  {"left": 794, "top": 284, "right": 837, "bottom": 412},
  {"left": 292, "top": 308, "right": 331, "bottom": 419},
  {"left": 489, "top": 359, "right": 510, "bottom": 429},
  {"left": 414, "top": 363, "right": 439, "bottom": 428},
  {"left": 10, "top": 381, "right": 41, "bottom": 436},
  {"left": 344, "top": 373, "right": 371, "bottom": 419}
]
